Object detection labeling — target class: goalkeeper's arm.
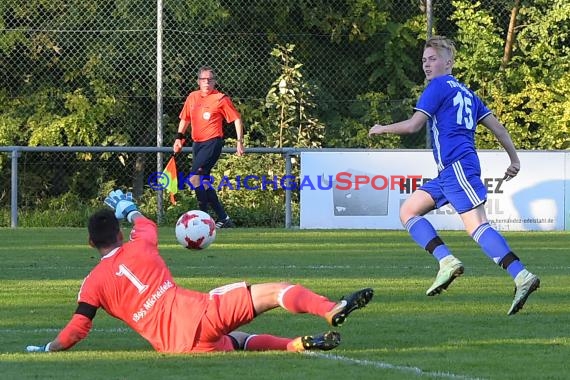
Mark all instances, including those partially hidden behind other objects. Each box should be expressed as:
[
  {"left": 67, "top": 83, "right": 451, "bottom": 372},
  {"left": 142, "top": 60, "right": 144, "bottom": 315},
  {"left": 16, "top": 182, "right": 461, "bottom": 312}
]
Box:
[
  {"left": 103, "top": 188, "right": 157, "bottom": 244},
  {"left": 26, "top": 302, "right": 97, "bottom": 352}
]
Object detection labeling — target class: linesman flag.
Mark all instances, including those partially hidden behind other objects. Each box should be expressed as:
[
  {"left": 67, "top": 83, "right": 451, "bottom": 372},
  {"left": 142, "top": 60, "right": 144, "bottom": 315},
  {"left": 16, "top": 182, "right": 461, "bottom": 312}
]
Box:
[{"left": 162, "top": 156, "right": 178, "bottom": 205}]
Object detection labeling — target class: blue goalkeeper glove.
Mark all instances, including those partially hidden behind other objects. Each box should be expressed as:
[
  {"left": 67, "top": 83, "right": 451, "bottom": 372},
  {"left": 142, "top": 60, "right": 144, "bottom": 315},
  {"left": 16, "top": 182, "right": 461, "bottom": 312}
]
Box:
[
  {"left": 26, "top": 342, "right": 51, "bottom": 352},
  {"left": 104, "top": 189, "right": 139, "bottom": 222}
]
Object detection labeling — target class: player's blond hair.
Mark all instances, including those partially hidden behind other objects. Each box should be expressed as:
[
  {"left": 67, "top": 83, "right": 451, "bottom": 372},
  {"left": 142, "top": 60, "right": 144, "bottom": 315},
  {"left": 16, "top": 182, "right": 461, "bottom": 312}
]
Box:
[{"left": 425, "top": 36, "right": 456, "bottom": 62}]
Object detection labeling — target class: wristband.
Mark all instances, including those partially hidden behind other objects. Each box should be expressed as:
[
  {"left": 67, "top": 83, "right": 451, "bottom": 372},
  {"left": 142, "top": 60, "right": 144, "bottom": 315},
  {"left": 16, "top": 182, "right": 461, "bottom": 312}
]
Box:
[
  {"left": 176, "top": 132, "right": 186, "bottom": 140},
  {"left": 126, "top": 210, "right": 142, "bottom": 223}
]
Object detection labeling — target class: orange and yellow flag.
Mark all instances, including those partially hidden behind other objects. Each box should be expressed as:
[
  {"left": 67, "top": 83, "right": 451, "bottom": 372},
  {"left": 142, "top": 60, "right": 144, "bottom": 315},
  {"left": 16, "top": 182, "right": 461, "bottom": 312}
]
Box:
[{"left": 162, "top": 156, "right": 178, "bottom": 205}]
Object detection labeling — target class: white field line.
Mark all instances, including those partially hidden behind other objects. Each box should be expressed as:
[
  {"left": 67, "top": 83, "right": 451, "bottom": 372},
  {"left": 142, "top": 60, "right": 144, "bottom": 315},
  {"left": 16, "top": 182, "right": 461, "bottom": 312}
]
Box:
[
  {"left": 305, "top": 352, "right": 486, "bottom": 380},
  {"left": 3, "top": 265, "right": 406, "bottom": 270},
  {"left": 0, "top": 327, "right": 132, "bottom": 334},
  {"left": 4, "top": 327, "right": 485, "bottom": 379},
  {"left": 3, "top": 264, "right": 568, "bottom": 271}
]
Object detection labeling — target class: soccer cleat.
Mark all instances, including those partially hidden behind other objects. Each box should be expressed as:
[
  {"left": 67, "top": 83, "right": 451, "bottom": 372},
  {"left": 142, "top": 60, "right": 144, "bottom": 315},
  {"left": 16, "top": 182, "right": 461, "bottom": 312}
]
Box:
[
  {"left": 215, "top": 217, "right": 235, "bottom": 229},
  {"left": 290, "top": 331, "right": 341, "bottom": 352},
  {"left": 325, "top": 288, "right": 374, "bottom": 327},
  {"left": 507, "top": 270, "right": 540, "bottom": 316},
  {"left": 426, "top": 256, "right": 464, "bottom": 296}
]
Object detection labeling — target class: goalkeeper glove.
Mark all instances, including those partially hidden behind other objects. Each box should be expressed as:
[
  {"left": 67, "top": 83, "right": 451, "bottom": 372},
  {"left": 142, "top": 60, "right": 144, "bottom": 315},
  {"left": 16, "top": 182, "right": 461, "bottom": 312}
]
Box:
[
  {"left": 104, "top": 189, "right": 139, "bottom": 222},
  {"left": 26, "top": 342, "right": 51, "bottom": 352}
]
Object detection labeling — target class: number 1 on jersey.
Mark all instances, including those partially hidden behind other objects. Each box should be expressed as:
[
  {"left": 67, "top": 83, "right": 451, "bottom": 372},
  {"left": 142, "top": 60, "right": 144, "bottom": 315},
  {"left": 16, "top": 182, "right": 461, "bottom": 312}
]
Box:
[{"left": 116, "top": 264, "right": 149, "bottom": 294}]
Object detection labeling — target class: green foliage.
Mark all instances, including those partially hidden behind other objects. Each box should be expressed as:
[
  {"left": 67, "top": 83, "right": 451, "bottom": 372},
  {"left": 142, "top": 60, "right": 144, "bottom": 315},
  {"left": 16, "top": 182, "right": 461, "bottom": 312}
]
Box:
[
  {"left": 451, "top": 0, "right": 570, "bottom": 150},
  {"left": 115, "top": 145, "right": 299, "bottom": 228},
  {"left": 366, "top": 21, "right": 420, "bottom": 98},
  {"left": 0, "top": 150, "right": 298, "bottom": 227},
  {"left": 1, "top": 0, "right": 155, "bottom": 149},
  {"left": 252, "top": 44, "right": 326, "bottom": 148},
  {"left": 25, "top": 82, "right": 128, "bottom": 146},
  {"left": 0, "top": 208, "right": 9, "bottom": 227},
  {"left": 213, "top": 147, "right": 295, "bottom": 227},
  {"left": 17, "top": 191, "right": 97, "bottom": 227},
  {"left": 170, "top": 0, "right": 229, "bottom": 25},
  {"left": 0, "top": 92, "right": 26, "bottom": 169},
  {"left": 327, "top": 91, "right": 403, "bottom": 148},
  {"left": 2, "top": 0, "right": 569, "bottom": 227},
  {"left": 451, "top": 1, "right": 504, "bottom": 88},
  {"left": 297, "top": 0, "right": 390, "bottom": 42}
]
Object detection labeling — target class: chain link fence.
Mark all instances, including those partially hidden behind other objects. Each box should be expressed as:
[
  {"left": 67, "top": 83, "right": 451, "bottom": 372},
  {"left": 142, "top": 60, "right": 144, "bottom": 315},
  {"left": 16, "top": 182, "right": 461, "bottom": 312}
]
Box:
[
  {"left": 1, "top": 0, "right": 519, "bottom": 226},
  {"left": 1, "top": 0, "right": 438, "bottom": 146}
]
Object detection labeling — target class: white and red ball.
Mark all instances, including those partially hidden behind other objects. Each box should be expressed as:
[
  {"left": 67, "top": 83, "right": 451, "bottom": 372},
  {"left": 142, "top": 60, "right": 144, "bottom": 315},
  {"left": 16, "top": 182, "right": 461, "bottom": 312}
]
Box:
[{"left": 175, "top": 210, "right": 216, "bottom": 250}]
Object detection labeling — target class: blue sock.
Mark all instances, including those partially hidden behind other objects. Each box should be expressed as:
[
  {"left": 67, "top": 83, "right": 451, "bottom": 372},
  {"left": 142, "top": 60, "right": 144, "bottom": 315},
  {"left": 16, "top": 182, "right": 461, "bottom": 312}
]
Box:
[
  {"left": 505, "top": 260, "right": 525, "bottom": 279},
  {"left": 405, "top": 216, "right": 451, "bottom": 261},
  {"left": 432, "top": 245, "right": 451, "bottom": 261},
  {"left": 472, "top": 223, "right": 524, "bottom": 279}
]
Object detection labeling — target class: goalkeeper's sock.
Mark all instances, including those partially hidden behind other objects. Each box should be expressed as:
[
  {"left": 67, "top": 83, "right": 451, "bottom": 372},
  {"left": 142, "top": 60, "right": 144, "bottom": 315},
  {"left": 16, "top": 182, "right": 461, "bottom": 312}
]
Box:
[
  {"left": 243, "top": 334, "right": 291, "bottom": 351},
  {"left": 277, "top": 284, "right": 337, "bottom": 316},
  {"left": 205, "top": 187, "right": 227, "bottom": 220},
  {"left": 406, "top": 216, "right": 452, "bottom": 261},
  {"left": 472, "top": 223, "right": 524, "bottom": 278}
]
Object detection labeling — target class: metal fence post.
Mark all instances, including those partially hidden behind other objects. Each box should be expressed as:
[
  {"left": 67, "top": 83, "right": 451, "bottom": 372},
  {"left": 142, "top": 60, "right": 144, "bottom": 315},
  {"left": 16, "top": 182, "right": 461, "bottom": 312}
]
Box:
[
  {"left": 425, "top": 0, "right": 433, "bottom": 149},
  {"left": 10, "top": 148, "right": 20, "bottom": 228},
  {"left": 284, "top": 150, "right": 293, "bottom": 228},
  {"left": 156, "top": 0, "right": 165, "bottom": 223}
]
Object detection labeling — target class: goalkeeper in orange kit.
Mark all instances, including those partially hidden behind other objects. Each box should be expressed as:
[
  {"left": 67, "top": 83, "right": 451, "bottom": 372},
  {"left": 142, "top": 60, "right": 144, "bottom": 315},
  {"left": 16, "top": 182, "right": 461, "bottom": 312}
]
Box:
[{"left": 26, "top": 190, "right": 374, "bottom": 354}]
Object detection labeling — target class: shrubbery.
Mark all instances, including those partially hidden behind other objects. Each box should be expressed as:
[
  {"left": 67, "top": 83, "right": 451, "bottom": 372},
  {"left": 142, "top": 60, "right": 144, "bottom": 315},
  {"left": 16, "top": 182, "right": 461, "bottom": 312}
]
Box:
[{"left": 1, "top": 152, "right": 298, "bottom": 228}]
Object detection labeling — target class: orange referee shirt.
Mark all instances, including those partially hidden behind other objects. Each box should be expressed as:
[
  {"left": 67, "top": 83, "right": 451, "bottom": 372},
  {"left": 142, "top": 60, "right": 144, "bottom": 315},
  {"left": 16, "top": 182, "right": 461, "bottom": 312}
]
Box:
[
  {"left": 178, "top": 89, "right": 241, "bottom": 142},
  {"left": 77, "top": 217, "right": 209, "bottom": 352}
]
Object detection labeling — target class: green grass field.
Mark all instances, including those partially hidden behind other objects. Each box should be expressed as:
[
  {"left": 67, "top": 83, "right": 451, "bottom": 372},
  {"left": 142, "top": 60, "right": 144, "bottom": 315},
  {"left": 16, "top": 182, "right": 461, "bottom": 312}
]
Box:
[{"left": 0, "top": 227, "right": 568, "bottom": 380}]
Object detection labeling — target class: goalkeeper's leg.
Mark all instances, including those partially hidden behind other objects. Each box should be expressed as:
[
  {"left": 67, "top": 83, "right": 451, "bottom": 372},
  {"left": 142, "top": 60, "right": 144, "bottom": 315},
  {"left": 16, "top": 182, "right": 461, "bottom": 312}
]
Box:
[
  {"left": 254, "top": 283, "right": 373, "bottom": 326},
  {"left": 229, "top": 331, "right": 341, "bottom": 352}
]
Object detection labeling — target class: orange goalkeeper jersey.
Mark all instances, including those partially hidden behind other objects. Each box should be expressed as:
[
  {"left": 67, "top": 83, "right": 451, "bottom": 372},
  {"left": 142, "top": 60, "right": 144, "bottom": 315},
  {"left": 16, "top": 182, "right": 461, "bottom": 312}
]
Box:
[
  {"left": 178, "top": 89, "right": 241, "bottom": 142},
  {"left": 77, "top": 217, "right": 209, "bottom": 353}
]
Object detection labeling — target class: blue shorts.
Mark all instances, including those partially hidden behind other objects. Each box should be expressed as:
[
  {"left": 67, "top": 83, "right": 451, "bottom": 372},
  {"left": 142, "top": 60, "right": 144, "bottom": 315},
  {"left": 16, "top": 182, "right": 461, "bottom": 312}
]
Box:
[
  {"left": 419, "top": 154, "right": 487, "bottom": 214},
  {"left": 191, "top": 137, "right": 224, "bottom": 177}
]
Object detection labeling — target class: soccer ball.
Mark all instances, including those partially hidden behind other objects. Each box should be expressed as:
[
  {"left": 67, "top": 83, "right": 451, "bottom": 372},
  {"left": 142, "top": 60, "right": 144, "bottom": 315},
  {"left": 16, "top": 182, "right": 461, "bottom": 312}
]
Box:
[{"left": 175, "top": 210, "right": 216, "bottom": 250}]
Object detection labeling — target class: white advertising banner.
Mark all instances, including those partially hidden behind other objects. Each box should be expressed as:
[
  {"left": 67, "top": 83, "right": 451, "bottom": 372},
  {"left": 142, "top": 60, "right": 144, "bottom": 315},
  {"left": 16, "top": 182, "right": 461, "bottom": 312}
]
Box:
[{"left": 300, "top": 151, "right": 566, "bottom": 231}]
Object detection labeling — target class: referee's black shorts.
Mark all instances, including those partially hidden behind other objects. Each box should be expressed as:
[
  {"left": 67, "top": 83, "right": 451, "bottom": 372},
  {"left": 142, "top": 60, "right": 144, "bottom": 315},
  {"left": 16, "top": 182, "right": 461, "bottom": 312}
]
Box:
[{"left": 190, "top": 137, "right": 224, "bottom": 177}]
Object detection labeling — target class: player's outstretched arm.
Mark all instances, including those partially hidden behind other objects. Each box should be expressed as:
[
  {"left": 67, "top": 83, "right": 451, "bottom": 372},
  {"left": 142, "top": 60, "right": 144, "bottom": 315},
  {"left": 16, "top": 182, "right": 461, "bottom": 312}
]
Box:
[
  {"left": 26, "top": 337, "right": 65, "bottom": 352},
  {"left": 26, "top": 309, "right": 95, "bottom": 353},
  {"left": 104, "top": 189, "right": 157, "bottom": 243},
  {"left": 480, "top": 114, "right": 520, "bottom": 181},
  {"left": 369, "top": 111, "right": 427, "bottom": 137}
]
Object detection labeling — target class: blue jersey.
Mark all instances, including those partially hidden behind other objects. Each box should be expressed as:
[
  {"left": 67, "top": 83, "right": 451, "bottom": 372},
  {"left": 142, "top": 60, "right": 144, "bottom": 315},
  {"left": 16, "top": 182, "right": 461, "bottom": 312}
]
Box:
[{"left": 414, "top": 75, "right": 491, "bottom": 171}]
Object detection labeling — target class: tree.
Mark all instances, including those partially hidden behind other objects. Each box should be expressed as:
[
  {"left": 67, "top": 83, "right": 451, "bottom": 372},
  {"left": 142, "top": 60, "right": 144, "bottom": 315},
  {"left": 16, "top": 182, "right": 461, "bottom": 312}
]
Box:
[
  {"left": 251, "top": 44, "right": 325, "bottom": 148},
  {"left": 451, "top": 0, "right": 570, "bottom": 150}
]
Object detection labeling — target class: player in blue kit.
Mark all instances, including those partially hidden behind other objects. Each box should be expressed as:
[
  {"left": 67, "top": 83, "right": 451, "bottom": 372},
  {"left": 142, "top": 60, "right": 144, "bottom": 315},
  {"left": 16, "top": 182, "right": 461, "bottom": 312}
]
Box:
[{"left": 369, "top": 36, "right": 539, "bottom": 315}]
